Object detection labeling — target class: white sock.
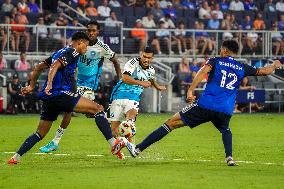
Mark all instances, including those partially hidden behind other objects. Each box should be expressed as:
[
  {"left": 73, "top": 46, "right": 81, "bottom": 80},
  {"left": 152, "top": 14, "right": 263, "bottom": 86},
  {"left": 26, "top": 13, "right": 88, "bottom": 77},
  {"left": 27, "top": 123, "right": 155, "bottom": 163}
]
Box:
[
  {"left": 12, "top": 153, "right": 21, "bottom": 161},
  {"left": 108, "top": 137, "right": 116, "bottom": 146},
  {"left": 52, "top": 126, "right": 65, "bottom": 145}
]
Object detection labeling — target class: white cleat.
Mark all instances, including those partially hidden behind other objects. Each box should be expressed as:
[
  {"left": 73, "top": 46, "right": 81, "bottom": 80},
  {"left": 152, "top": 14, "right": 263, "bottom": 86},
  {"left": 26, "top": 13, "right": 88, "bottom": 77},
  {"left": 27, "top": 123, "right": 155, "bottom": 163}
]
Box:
[
  {"left": 225, "top": 156, "right": 237, "bottom": 166},
  {"left": 121, "top": 137, "right": 140, "bottom": 158}
]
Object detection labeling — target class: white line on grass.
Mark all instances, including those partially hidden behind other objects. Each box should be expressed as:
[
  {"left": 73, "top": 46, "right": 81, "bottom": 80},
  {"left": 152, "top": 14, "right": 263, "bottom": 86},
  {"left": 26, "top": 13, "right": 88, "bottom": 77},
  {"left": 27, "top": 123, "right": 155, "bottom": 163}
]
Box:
[
  {"left": 87, "top": 154, "right": 104, "bottom": 157},
  {"left": 1, "top": 151, "right": 283, "bottom": 166}
]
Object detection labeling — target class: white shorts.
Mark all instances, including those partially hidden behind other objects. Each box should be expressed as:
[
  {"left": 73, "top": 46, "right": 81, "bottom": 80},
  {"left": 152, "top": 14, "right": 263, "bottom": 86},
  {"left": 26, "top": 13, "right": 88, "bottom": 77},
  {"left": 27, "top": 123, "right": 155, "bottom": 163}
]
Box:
[
  {"left": 108, "top": 99, "right": 139, "bottom": 122},
  {"left": 77, "top": 86, "right": 96, "bottom": 101}
]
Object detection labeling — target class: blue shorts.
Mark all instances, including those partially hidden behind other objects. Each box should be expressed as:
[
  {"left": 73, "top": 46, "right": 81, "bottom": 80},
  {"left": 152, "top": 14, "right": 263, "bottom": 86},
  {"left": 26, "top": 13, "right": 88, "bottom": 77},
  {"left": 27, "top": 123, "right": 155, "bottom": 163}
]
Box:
[
  {"left": 40, "top": 92, "right": 81, "bottom": 121},
  {"left": 179, "top": 104, "right": 231, "bottom": 129}
]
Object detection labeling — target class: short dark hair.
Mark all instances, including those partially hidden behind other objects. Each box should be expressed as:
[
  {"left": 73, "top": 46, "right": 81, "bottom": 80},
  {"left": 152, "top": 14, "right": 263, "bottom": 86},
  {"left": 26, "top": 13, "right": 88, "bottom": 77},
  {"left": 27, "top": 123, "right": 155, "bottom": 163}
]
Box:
[
  {"left": 71, "top": 31, "right": 90, "bottom": 41},
  {"left": 144, "top": 46, "right": 155, "bottom": 54},
  {"left": 86, "top": 20, "right": 100, "bottom": 30},
  {"left": 221, "top": 40, "right": 239, "bottom": 54}
]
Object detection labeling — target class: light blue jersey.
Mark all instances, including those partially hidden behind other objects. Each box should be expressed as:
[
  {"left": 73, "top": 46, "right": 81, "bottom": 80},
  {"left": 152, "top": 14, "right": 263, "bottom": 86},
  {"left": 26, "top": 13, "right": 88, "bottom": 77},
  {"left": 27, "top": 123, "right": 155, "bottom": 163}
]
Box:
[
  {"left": 77, "top": 39, "right": 115, "bottom": 90},
  {"left": 110, "top": 58, "right": 155, "bottom": 102}
]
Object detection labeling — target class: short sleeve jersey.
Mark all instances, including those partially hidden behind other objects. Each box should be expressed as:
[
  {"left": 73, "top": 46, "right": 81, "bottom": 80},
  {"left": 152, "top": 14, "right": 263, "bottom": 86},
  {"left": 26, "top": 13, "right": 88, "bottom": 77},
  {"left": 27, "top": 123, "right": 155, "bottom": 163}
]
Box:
[
  {"left": 198, "top": 56, "right": 258, "bottom": 115},
  {"left": 77, "top": 39, "right": 115, "bottom": 90},
  {"left": 110, "top": 58, "right": 155, "bottom": 102},
  {"left": 38, "top": 47, "right": 80, "bottom": 100}
]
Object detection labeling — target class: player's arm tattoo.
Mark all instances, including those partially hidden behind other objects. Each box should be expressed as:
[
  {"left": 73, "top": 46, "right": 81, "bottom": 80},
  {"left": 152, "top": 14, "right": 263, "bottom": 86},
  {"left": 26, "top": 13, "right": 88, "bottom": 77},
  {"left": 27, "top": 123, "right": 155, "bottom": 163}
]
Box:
[
  {"left": 29, "top": 61, "right": 49, "bottom": 89},
  {"left": 256, "top": 60, "right": 282, "bottom": 76},
  {"left": 111, "top": 56, "right": 122, "bottom": 79}
]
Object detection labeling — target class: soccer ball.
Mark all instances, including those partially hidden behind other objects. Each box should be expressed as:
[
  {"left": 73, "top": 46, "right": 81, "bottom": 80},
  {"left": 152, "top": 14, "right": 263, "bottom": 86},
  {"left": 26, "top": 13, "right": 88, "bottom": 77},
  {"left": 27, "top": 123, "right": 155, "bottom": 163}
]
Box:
[{"left": 118, "top": 121, "right": 136, "bottom": 138}]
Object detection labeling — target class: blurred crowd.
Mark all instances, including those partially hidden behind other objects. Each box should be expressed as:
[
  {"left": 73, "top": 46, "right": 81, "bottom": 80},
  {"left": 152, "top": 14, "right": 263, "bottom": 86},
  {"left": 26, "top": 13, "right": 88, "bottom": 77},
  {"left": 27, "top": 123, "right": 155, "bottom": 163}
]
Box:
[{"left": 0, "top": 0, "right": 284, "bottom": 55}]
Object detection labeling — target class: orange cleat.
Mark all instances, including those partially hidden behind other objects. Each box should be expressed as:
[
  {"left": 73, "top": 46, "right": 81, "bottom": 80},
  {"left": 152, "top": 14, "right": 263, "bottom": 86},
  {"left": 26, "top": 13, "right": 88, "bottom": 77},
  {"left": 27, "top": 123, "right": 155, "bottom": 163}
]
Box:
[
  {"left": 7, "top": 158, "right": 18, "bottom": 165},
  {"left": 116, "top": 151, "right": 125, "bottom": 160},
  {"left": 111, "top": 138, "right": 125, "bottom": 155}
]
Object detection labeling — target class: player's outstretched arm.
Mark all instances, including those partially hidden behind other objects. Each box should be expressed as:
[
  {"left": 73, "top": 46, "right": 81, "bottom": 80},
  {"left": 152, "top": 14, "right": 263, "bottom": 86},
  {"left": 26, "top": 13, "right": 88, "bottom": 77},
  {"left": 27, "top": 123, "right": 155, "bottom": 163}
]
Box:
[
  {"left": 122, "top": 74, "right": 151, "bottom": 88},
  {"left": 256, "top": 60, "right": 282, "bottom": 76},
  {"left": 150, "top": 79, "right": 166, "bottom": 91},
  {"left": 111, "top": 56, "right": 122, "bottom": 79},
  {"left": 186, "top": 65, "right": 212, "bottom": 103},
  {"left": 21, "top": 58, "right": 51, "bottom": 95},
  {"left": 45, "top": 60, "right": 62, "bottom": 95}
]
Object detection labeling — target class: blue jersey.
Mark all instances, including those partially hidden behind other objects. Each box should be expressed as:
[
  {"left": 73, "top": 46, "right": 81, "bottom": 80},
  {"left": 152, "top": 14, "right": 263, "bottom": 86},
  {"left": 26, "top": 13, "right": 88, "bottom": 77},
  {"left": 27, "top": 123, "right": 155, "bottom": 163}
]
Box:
[
  {"left": 198, "top": 56, "right": 258, "bottom": 115},
  {"left": 38, "top": 47, "right": 80, "bottom": 100},
  {"left": 110, "top": 58, "right": 155, "bottom": 102},
  {"left": 77, "top": 39, "right": 115, "bottom": 90}
]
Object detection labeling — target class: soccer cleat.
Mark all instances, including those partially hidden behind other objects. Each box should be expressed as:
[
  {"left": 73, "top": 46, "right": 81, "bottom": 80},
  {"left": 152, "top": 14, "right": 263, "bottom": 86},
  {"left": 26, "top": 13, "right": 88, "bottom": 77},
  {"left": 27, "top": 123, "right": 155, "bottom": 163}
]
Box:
[
  {"left": 111, "top": 138, "right": 125, "bottom": 155},
  {"left": 226, "top": 156, "right": 237, "bottom": 166},
  {"left": 121, "top": 138, "right": 140, "bottom": 158},
  {"left": 116, "top": 151, "right": 125, "bottom": 160},
  {"left": 39, "top": 141, "right": 58, "bottom": 153},
  {"left": 7, "top": 158, "right": 18, "bottom": 165}
]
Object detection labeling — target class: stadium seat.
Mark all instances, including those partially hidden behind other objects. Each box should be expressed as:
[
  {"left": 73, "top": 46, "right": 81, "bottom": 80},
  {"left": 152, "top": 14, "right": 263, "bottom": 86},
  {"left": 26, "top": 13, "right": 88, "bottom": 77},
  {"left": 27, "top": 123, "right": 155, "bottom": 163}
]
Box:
[
  {"left": 26, "top": 13, "right": 39, "bottom": 25},
  {"left": 275, "top": 83, "right": 284, "bottom": 89},
  {"left": 265, "top": 92, "right": 273, "bottom": 101},
  {"left": 184, "top": 10, "right": 197, "bottom": 19},
  {"left": 17, "top": 71, "right": 30, "bottom": 81},
  {"left": 187, "top": 17, "right": 197, "bottom": 29},
  {"left": 103, "top": 26, "right": 119, "bottom": 35},
  {"left": 111, "top": 7, "right": 122, "bottom": 16},
  {"left": 123, "top": 38, "right": 139, "bottom": 54},
  {"left": 274, "top": 94, "right": 284, "bottom": 102},
  {"left": 248, "top": 76, "right": 257, "bottom": 83},
  {"left": 176, "top": 9, "right": 184, "bottom": 18},
  {"left": 0, "top": 69, "right": 17, "bottom": 82},
  {"left": 257, "top": 76, "right": 268, "bottom": 82},
  {"left": 266, "top": 12, "right": 278, "bottom": 21},
  {"left": 134, "top": 7, "right": 147, "bottom": 17},
  {"left": 263, "top": 82, "right": 275, "bottom": 89},
  {"left": 126, "top": 16, "right": 138, "bottom": 27},
  {"left": 123, "top": 6, "right": 134, "bottom": 17},
  {"left": 251, "top": 82, "right": 263, "bottom": 89},
  {"left": 243, "top": 11, "right": 256, "bottom": 20},
  {"left": 94, "top": 0, "right": 102, "bottom": 6}
]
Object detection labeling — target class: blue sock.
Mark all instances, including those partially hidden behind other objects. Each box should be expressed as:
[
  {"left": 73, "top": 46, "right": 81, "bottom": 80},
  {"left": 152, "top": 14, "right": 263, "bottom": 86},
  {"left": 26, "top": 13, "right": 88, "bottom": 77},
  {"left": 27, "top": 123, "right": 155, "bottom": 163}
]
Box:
[
  {"left": 222, "top": 128, "right": 232, "bottom": 157},
  {"left": 94, "top": 111, "right": 113, "bottom": 141},
  {"left": 17, "top": 132, "right": 42, "bottom": 156},
  {"left": 136, "top": 124, "right": 171, "bottom": 152}
]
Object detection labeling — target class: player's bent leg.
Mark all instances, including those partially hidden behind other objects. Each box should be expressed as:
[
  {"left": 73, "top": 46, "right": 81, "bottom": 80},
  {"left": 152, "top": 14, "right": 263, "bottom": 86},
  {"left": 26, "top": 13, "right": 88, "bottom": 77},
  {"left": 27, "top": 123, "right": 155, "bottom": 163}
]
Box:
[
  {"left": 111, "top": 121, "right": 121, "bottom": 137},
  {"left": 125, "top": 109, "right": 138, "bottom": 121},
  {"left": 39, "top": 112, "right": 72, "bottom": 153},
  {"left": 73, "top": 96, "right": 104, "bottom": 115},
  {"left": 124, "top": 113, "right": 185, "bottom": 158},
  {"left": 165, "top": 113, "right": 186, "bottom": 130},
  {"left": 8, "top": 120, "right": 53, "bottom": 164}
]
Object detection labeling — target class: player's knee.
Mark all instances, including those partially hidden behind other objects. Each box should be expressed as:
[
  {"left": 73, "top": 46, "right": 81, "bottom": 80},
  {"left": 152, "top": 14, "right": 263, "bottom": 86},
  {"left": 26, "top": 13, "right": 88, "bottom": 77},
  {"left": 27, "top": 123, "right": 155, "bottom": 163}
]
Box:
[
  {"left": 35, "top": 131, "right": 45, "bottom": 139},
  {"left": 92, "top": 103, "right": 104, "bottom": 114},
  {"left": 220, "top": 127, "right": 232, "bottom": 135}
]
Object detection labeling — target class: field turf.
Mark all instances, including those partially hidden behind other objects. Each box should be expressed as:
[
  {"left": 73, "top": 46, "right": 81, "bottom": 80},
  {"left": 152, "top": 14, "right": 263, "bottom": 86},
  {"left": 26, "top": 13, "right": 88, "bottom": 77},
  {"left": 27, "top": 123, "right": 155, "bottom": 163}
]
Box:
[{"left": 0, "top": 113, "right": 284, "bottom": 189}]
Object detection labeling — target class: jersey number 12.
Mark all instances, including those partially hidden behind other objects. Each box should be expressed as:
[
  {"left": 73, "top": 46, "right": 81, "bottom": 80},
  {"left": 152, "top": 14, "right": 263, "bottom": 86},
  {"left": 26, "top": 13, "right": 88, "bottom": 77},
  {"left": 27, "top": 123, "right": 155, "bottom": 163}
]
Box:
[{"left": 220, "top": 70, "right": 237, "bottom": 90}]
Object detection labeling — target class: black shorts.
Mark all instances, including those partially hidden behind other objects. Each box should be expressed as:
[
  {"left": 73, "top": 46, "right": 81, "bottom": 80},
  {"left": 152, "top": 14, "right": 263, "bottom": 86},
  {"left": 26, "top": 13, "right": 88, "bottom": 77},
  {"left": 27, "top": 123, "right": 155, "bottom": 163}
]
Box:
[
  {"left": 40, "top": 93, "right": 81, "bottom": 121},
  {"left": 179, "top": 104, "right": 231, "bottom": 130}
]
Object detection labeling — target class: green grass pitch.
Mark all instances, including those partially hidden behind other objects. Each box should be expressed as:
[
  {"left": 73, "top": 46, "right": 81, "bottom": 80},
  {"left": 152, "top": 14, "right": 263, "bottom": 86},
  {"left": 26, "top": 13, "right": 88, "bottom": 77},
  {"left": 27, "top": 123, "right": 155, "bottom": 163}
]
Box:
[{"left": 0, "top": 113, "right": 284, "bottom": 189}]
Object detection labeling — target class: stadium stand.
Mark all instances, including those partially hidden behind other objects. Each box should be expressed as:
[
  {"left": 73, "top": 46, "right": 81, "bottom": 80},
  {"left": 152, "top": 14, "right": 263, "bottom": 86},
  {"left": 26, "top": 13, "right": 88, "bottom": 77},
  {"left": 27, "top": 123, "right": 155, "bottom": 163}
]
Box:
[{"left": 0, "top": 0, "right": 284, "bottom": 114}]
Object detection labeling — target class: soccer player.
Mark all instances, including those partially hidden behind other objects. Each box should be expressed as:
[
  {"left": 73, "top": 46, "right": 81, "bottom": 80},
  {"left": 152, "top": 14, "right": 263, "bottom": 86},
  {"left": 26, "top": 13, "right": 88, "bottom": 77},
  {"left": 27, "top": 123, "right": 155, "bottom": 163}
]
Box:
[
  {"left": 7, "top": 31, "right": 124, "bottom": 164},
  {"left": 39, "top": 21, "right": 123, "bottom": 158},
  {"left": 121, "top": 40, "right": 283, "bottom": 166},
  {"left": 109, "top": 46, "right": 166, "bottom": 139}
]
